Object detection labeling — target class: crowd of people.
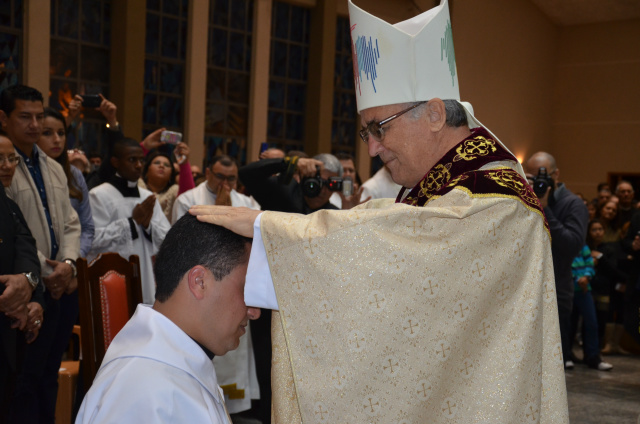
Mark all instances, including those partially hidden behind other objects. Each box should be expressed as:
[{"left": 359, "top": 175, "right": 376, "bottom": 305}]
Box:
[{"left": 0, "top": 1, "right": 638, "bottom": 422}]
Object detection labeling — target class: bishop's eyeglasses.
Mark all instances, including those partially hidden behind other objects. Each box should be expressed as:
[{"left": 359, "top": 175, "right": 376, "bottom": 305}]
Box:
[{"left": 359, "top": 101, "right": 426, "bottom": 144}]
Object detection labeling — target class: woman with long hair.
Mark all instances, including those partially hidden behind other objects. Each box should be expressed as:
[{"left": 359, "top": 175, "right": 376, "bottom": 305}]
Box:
[
  {"left": 38, "top": 107, "right": 94, "bottom": 257},
  {"left": 596, "top": 200, "right": 620, "bottom": 242},
  {"left": 31, "top": 107, "right": 94, "bottom": 420}
]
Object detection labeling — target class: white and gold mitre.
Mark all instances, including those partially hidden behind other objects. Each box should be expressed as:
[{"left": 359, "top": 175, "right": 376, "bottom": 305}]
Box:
[{"left": 348, "top": 0, "right": 458, "bottom": 113}]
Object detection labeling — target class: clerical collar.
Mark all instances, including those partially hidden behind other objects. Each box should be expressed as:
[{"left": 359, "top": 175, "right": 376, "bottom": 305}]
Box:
[
  {"left": 190, "top": 336, "right": 215, "bottom": 360},
  {"left": 108, "top": 174, "right": 140, "bottom": 197}
]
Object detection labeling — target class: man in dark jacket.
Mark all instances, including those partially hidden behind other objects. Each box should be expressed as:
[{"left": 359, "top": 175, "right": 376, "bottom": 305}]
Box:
[
  {"left": 525, "top": 152, "right": 588, "bottom": 369},
  {"left": 239, "top": 153, "right": 342, "bottom": 214}
]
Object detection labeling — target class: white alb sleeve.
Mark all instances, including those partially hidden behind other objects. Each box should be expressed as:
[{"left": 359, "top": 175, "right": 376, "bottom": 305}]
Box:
[{"left": 245, "top": 213, "right": 279, "bottom": 310}]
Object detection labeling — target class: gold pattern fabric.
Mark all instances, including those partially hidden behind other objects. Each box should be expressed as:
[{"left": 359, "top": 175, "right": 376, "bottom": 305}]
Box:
[{"left": 263, "top": 169, "right": 568, "bottom": 422}]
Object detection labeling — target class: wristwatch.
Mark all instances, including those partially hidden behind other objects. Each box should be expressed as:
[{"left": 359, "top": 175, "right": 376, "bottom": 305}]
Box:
[
  {"left": 22, "top": 272, "right": 39, "bottom": 291},
  {"left": 64, "top": 259, "right": 78, "bottom": 278}
]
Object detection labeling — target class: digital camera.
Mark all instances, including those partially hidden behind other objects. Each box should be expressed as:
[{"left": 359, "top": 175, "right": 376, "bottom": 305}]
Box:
[
  {"left": 532, "top": 167, "right": 553, "bottom": 198},
  {"left": 301, "top": 169, "right": 344, "bottom": 198}
]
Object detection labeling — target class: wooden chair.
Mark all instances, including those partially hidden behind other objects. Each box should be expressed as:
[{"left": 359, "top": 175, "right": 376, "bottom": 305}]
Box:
[
  {"left": 55, "top": 325, "right": 81, "bottom": 424},
  {"left": 77, "top": 253, "right": 143, "bottom": 391}
]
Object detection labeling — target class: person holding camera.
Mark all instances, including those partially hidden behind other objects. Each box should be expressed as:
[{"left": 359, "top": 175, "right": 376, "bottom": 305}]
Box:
[
  {"left": 524, "top": 151, "right": 589, "bottom": 369},
  {"left": 238, "top": 153, "right": 342, "bottom": 215}
]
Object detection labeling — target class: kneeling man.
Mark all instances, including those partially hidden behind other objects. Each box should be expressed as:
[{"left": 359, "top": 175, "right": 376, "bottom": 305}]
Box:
[{"left": 76, "top": 214, "right": 261, "bottom": 423}]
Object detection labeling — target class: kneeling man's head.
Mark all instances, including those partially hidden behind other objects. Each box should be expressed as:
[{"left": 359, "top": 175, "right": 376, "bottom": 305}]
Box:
[{"left": 153, "top": 214, "right": 260, "bottom": 356}]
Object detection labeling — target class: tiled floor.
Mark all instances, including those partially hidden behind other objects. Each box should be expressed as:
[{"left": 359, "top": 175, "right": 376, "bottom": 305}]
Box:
[{"left": 566, "top": 352, "right": 640, "bottom": 423}]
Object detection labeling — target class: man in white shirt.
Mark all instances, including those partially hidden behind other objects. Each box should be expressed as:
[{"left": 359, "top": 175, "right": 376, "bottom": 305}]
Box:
[
  {"left": 172, "top": 154, "right": 260, "bottom": 415},
  {"left": 360, "top": 165, "right": 401, "bottom": 201},
  {"left": 172, "top": 155, "right": 259, "bottom": 224},
  {"left": 76, "top": 214, "right": 261, "bottom": 424}
]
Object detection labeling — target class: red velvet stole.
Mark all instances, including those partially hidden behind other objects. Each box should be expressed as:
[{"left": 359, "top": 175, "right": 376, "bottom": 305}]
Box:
[{"left": 397, "top": 127, "right": 548, "bottom": 231}]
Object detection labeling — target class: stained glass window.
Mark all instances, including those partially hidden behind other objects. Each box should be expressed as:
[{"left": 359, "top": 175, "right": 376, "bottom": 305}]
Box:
[
  {"left": 332, "top": 15, "right": 357, "bottom": 156},
  {"left": 267, "top": 1, "right": 310, "bottom": 153},
  {"left": 144, "top": 0, "right": 187, "bottom": 137},
  {"left": 0, "top": 0, "right": 23, "bottom": 90},
  {"left": 205, "top": 0, "right": 253, "bottom": 166},
  {"left": 50, "top": 0, "right": 111, "bottom": 155}
]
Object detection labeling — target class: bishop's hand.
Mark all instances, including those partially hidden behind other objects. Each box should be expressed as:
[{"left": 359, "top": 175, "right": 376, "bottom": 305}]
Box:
[{"left": 189, "top": 205, "right": 259, "bottom": 238}]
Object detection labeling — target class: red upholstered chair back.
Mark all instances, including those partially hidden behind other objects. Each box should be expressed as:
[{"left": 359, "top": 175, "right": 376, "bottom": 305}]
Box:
[
  {"left": 77, "top": 253, "right": 143, "bottom": 391},
  {"left": 99, "top": 270, "right": 130, "bottom": 349}
]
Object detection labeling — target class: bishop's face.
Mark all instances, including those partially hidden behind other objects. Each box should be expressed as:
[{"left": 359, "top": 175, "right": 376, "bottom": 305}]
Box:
[{"left": 360, "top": 103, "right": 434, "bottom": 189}]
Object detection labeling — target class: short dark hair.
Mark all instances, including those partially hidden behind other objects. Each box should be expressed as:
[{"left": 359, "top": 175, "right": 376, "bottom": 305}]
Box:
[
  {"left": 112, "top": 138, "right": 142, "bottom": 159},
  {"left": 0, "top": 85, "right": 44, "bottom": 116},
  {"left": 153, "top": 214, "right": 251, "bottom": 302},
  {"left": 88, "top": 151, "right": 102, "bottom": 160},
  {"left": 208, "top": 154, "right": 237, "bottom": 170},
  {"left": 335, "top": 153, "right": 354, "bottom": 162}
]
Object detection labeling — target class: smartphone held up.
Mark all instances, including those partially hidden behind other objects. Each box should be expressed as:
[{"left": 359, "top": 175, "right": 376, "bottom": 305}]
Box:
[{"left": 161, "top": 130, "right": 183, "bottom": 145}]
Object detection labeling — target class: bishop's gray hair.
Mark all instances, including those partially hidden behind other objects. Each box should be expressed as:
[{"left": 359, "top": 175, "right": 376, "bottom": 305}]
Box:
[
  {"left": 406, "top": 99, "right": 468, "bottom": 128},
  {"left": 313, "top": 153, "right": 343, "bottom": 177}
]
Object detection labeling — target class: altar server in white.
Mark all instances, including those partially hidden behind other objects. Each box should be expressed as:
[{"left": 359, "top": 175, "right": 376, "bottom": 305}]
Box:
[
  {"left": 76, "top": 214, "right": 261, "bottom": 424},
  {"left": 88, "top": 138, "right": 170, "bottom": 304}
]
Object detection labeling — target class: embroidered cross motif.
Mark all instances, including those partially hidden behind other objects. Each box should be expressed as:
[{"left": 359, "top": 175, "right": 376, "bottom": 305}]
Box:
[
  {"left": 460, "top": 360, "right": 473, "bottom": 376},
  {"left": 423, "top": 279, "right": 438, "bottom": 296},
  {"left": 306, "top": 338, "right": 318, "bottom": 355},
  {"left": 417, "top": 381, "right": 431, "bottom": 398},
  {"left": 319, "top": 302, "right": 333, "bottom": 320},
  {"left": 383, "top": 358, "right": 398, "bottom": 374},
  {"left": 369, "top": 293, "right": 385, "bottom": 309},
  {"left": 479, "top": 321, "right": 491, "bottom": 337},
  {"left": 314, "top": 404, "right": 328, "bottom": 420},
  {"left": 454, "top": 302, "right": 469, "bottom": 320},
  {"left": 498, "top": 282, "right": 510, "bottom": 298},
  {"left": 403, "top": 319, "right": 419, "bottom": 335},
  {"left": 442, "top": 399, "right": 457, "bottom": 415},
  {"left": 349, "top": 332, "right": 365, "bottom": 350},
  {"left": 436, "top": 341, "right": 450, "bottom": 359},
  {"left": 292, "top": 275, "right": 303, "bottom": 290},
  {"left": 514, "top": 240, "right": 525, "bottom": 257},
  {"left": 363, "top": 397, "right": 379, "bottom": 414},
  {"left": 442, "top": 240, "right": 456, "bottom": 256},
  {"left": 472, "top": 261, "right": 485, "bottom": 278},
  {"left": 488, "top": 221, "right": 498, "bottom": 237},
  {"left": 331, "top": 369, "right": 345, "bottom": 387}
]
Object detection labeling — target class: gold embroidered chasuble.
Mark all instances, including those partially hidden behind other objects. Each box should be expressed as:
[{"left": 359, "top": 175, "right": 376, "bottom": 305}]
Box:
[{"left": 262, "top": 129, "right": 569, "bottom": 423}]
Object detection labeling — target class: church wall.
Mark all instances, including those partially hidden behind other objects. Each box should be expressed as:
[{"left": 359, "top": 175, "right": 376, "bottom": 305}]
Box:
[
  {"left": 450, "top": 0, "right": 559, "bottom": 164},
  {"left": 551, "top": 19, "right": 640, "bottom": 198}
]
